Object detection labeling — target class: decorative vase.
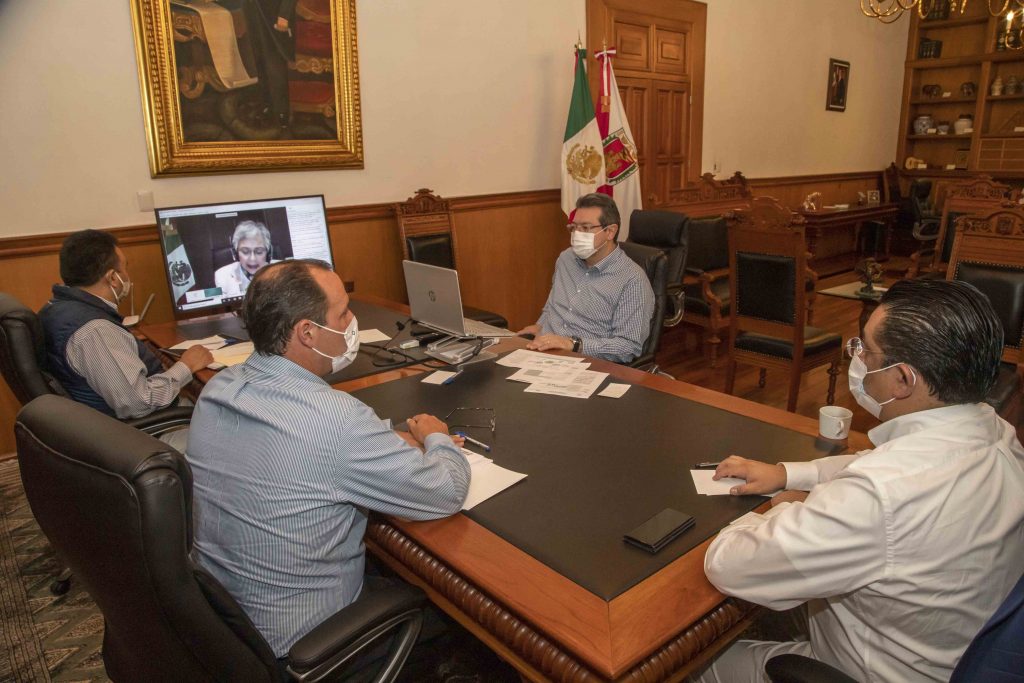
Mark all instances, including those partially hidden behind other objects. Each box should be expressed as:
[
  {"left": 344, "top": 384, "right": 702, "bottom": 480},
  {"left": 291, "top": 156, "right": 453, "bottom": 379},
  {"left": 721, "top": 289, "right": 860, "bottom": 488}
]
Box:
[
  {"left": 936, "top": 122, "right": 951, "bottom": 134},
  {"left": 992, "top": 76, "right": 1004, "bottom": 96},
  {"left": 1007, "top": 75, "right": 1019, "bottom": 95},
  {"left": 914, "top": 114, "right": 935, "bottom": 134},
  {"left": 953, "top": 114, "right": 973, "bottom": 135}
]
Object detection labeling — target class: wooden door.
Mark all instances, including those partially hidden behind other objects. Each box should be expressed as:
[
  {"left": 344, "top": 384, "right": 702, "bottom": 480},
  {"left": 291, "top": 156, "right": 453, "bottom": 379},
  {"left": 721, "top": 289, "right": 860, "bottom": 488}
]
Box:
[{"left": 587, "top": 0, "right": 706, "bottom": 207}]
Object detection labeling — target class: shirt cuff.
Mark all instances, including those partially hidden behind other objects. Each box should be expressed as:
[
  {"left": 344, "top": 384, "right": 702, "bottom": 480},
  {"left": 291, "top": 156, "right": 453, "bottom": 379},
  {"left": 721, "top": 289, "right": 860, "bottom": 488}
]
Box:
[
  {"left": 424, "top": 432, "right": 457, "bottom": 452},
  {"left": 165, "top": 361, "right": 194, "bottom": 385},
  {"left": 782, "top": 461, "right": 819, "bottom": 491}
]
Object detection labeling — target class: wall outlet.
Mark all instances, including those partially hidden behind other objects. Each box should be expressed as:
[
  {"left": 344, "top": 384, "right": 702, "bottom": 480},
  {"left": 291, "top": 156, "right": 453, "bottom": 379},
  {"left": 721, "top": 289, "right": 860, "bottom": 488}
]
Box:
[{"left": 136, "top": 191, "right": 154, "bottom": 212}]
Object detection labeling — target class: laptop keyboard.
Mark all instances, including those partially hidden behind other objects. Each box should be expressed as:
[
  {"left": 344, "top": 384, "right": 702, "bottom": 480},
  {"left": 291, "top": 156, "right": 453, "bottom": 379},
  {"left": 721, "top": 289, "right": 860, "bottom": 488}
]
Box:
[{"left": 463, "top": 318, "right": 515, "bottom": 337}]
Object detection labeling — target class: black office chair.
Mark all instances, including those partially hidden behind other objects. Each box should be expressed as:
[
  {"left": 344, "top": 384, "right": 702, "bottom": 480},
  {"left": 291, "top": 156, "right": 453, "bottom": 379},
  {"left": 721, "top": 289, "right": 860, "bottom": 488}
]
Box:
[
  {"left": 15, "top": 394, "right": 428, "bottom": 683},
  {"left": 764, "top": 570, "right": 1024, "bottom": 682},
  {"left": 619, "top": 241, "right": 669, "bottom": 374},
  {"left": 904, "top": 179, "right": 942, "bottom": 277},
  {"left": 625, "top": 210, "right": 689, "bottom": 327}
]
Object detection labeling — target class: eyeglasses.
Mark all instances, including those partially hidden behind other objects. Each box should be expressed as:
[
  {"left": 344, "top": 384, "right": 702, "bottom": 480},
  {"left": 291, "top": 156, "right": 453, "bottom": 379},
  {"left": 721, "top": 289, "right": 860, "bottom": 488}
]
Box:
[
  {"left": 238, "top": 247, "right": 268, "bottom": 258},
  {"left": 444, "top": 407, "right": 495, "bottom": 437},
  {"left": 565, "top": 222, "right": 608, "bottom": 234},
  {"left": 845, "top": 336, "right": 885, "bottom": 359}
]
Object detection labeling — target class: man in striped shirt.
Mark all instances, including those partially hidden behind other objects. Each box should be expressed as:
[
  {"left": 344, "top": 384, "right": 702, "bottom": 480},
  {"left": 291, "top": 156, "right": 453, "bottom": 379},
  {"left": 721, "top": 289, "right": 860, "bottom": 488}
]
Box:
[
  {"left": 39, "top": 230, "right": 213, "bottom": 448},
  {"left": 186, "top": 259, "right": 470, "bottom": 658},
  {"left": 520, "top": 193, "right": 654, "bottom": 363}
]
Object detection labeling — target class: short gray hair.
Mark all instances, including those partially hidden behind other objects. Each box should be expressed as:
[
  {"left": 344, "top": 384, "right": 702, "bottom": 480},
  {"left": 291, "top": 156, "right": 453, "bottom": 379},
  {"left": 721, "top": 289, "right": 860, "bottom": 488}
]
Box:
[{"left": 231, "top": 220, "right": 272, "bottom": 251}]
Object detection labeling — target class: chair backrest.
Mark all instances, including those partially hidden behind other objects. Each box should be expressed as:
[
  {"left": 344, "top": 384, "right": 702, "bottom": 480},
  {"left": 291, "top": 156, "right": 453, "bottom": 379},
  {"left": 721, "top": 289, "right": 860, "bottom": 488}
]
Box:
[
  {"left": 883, "top": 162, "right": 903, "bottom": 203},
  {"left": 618, "top": 241, "right": 668, "bottom": 367},
  {"left": 15, "top": 395, "right": 279, "bottom": 682},
  {"left": 949, "top": 205, "right": 1024, "bottom": 365},
  {"left": 664, "top": 171, "right": 753, "bottom": 218},
  {"left": 626, "top": 209, "right": 689, "bottom": 288},
  {"left": 0, "top": 292, "right": 66, "bottom": 405},
  {"left": 686, "top": 216, "right": 730, "bottom": 272},
  {"left": 393, "top": 188, "right": 458, "bottom": 269},
  {"left": 934, "top": 176, "right": 1017, "bottom": 272},
  {"left": 910, "top": 179, "right": 934, "bottom": 219},
  {"left": 727, "top": 197, "right": 809, "bottom": 348}
]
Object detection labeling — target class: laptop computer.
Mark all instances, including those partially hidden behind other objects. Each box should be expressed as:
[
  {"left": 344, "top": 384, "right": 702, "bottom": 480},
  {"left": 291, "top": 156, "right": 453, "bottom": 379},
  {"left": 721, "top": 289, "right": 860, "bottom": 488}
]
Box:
[{"left": 402, "top": 261, "right": 514, "bottom": 338}]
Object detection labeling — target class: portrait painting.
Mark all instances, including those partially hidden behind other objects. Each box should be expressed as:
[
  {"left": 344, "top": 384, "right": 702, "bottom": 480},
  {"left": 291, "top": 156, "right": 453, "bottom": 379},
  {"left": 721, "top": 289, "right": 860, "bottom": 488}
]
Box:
[
  {"left": 826, "top": 58, "right": 850, "bottom": 112},
  {"left": 130, "top": 0, "right": 362, "bottom": 176}
]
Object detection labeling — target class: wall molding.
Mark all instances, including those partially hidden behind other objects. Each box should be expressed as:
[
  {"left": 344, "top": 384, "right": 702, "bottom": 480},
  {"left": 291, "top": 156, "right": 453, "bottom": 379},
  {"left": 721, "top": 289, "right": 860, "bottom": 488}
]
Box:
[{"left": 747, "top": 170, "right": 882, "bottom": 188}]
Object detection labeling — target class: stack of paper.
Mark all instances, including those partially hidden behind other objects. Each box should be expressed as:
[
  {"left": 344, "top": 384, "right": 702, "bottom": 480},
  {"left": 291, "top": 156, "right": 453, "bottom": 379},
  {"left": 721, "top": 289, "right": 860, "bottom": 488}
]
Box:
[
  {"left": 169, "top": 335, "right": 230, "bottom": 351},
  {"left": 689, "top": 470, "right": 779, "bottom": 497},
  {"left": 498, "top": 349, "right": 608, "bottom": 399},
  {"left": 460, "top": 447, "right": 527, "bottom": 510},
  {"left": 208, "top": 341, "right": 255, "bottom": 369}
]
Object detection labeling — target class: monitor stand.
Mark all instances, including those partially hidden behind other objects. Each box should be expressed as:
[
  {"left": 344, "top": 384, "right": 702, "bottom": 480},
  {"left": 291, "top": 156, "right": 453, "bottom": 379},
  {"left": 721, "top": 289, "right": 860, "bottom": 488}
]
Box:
[{"left": 176, "top": 312, "right": 250, "bottom": 341}]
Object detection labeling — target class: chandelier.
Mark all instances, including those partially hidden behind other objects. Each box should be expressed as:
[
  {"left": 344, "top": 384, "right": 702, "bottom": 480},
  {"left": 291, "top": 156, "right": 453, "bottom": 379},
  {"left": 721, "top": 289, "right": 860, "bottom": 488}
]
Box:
[{"left": 860, "top": 0, "right": 1024, "bottom": 23}]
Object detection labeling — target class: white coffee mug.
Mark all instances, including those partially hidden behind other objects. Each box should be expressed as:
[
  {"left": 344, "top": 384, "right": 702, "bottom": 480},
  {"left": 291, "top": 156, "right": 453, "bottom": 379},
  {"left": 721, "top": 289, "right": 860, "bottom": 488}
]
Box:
[{"left": 819, "top": 406, "right": 853, "bottom": 440}]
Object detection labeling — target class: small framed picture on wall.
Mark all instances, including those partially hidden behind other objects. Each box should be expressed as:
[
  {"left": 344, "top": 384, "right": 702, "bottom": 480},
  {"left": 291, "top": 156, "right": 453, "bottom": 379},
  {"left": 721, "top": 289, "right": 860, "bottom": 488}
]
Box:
[{"left": 826, "top": 58, "right": 850, "bottom": 112}]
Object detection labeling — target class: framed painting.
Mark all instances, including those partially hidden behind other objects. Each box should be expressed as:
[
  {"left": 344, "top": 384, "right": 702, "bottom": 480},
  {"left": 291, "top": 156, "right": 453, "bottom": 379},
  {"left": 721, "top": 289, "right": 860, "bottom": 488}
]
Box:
[
  {"left": 129, "top": 0, "right": 363, "bottom": 176},
  {"left": 826, "top": 58, "right": 850, "bottom": 112}
]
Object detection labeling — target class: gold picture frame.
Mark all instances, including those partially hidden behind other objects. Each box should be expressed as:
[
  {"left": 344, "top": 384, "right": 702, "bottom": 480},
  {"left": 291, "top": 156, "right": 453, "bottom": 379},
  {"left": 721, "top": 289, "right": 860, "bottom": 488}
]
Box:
[{"left": 129, "top": 0, "right": 363, "bottom": 176}]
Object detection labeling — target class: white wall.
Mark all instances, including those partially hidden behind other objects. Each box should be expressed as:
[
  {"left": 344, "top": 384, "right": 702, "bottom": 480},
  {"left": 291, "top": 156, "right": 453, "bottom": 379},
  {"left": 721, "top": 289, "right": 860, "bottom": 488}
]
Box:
[
  {"left": 702, "top": 0, "right": 908, "bottom": 177},
  {"left": 0, "top": 0, "right": 907, "bottom": 238}
]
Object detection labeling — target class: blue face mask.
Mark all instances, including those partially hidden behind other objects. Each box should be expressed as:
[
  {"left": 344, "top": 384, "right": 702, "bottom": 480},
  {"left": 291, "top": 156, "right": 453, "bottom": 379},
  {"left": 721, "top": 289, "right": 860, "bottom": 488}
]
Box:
[
  {"left": 847, "top": 354, "right": 916, "bottom": 418},
  {"left": 310, "top": 316, "right": 359, "bottom": 374}
]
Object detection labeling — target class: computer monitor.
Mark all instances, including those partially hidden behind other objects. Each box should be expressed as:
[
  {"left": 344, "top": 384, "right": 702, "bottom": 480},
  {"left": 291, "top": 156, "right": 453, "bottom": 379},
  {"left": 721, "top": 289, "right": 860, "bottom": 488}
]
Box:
[{"left": 154, "top": 195, "right": 333, "bottom": 319}]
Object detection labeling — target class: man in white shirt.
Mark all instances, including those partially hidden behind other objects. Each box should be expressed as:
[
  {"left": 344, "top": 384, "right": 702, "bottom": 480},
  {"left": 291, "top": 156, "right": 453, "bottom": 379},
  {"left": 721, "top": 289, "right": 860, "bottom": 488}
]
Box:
[{"left": 697, "top": 278, "right": 1024, "bottom": 682}]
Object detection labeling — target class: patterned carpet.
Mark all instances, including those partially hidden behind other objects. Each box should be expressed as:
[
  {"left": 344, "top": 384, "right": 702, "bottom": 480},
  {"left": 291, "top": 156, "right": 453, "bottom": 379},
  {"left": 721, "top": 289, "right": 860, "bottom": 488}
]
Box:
[{"left": 0, "top": 458, "right": 107, "bottom": 683}]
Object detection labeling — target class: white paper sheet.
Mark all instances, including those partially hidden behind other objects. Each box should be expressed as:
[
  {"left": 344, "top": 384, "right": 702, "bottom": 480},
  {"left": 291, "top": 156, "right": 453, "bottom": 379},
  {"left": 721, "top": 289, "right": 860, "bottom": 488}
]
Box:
[
  {"left": 496, "top": 348, "right": 586, "bottom": 369},
  {"left": 506, "top": 365, "right": 588, "bottom": 384},
  {"left": 522, "top": 370, "right": 609, "bottom": 399},
  {"left": 169, "top": 335, "right": 227, "bottom": 351},
  {"left": 206, "top": 341, "right": 254, "bottom": 369},
  {"left": 462, "top": 456, "right": 527, "bottom": 510},
  {"left": 689, "top": 470, "right": 779, "bottom": 497},
  {"left": 358, "top": 329, "right": 391, "bottom": 344},
  {"left": 598, "top": 383, "right": 631, "bottom": 398},
  {"left": 422, "top": 371, "right": 457, "bottom": 385}
]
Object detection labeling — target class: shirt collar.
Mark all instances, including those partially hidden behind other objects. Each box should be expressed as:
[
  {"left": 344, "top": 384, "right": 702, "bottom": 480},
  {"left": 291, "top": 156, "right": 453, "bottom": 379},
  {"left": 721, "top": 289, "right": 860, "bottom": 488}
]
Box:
[
  {"left": 867, "top": 402, "right": 995, "bottom": 446},
  {"left": 244, "top": 352, "right": 330, "bottom": 386}
]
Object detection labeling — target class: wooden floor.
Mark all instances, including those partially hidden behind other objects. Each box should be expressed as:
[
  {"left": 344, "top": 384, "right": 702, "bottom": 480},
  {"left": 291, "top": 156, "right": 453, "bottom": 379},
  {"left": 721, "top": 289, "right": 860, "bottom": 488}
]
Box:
[{"left": 654, "top": 266, "right": 905, "bottom": 439}]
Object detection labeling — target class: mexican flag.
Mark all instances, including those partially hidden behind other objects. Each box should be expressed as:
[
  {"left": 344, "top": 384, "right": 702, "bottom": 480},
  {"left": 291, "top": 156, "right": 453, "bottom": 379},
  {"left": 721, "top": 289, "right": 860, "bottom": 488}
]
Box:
[
  {"left": 161, "top": 219, "right": 195, "bottom": 304},
  {"left": 596, "top": 47, "right": 642, "bottom": 241},
  {"left": 561, "top": 46, "right": 606, "bottom": 219}
]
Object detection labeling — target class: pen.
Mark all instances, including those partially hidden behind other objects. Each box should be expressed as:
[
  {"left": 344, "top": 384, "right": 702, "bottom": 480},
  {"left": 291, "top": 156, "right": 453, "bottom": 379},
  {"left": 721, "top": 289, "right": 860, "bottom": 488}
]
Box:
[
  {"left": 455, "top": 431, "right": 491, "bottom": 453},
  {"left": 693, "top": 461, "right": 721, "bottom": 470}
]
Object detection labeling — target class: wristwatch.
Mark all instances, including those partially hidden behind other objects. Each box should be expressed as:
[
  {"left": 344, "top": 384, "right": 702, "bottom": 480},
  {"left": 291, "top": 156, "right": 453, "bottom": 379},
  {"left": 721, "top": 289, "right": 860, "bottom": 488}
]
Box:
[{"left": 571, "top": 336, "right": 582, "bottom": 353}]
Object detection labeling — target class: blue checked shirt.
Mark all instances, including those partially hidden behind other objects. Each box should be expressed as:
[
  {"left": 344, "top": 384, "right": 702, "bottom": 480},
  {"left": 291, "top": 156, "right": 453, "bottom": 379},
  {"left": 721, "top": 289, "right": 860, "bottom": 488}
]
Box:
[
  {"left": 186, "top": 353, "right": 470, "bottom": 656},
  {"left": 537, "top": 247, "right": 655, "bottom": 363}
]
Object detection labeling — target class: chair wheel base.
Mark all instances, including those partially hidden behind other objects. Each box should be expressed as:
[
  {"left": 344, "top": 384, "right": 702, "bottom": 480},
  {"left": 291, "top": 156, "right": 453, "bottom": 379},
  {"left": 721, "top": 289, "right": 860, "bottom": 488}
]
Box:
[{"left": 50, "top": 578, "right": 71, "bottom": 595}]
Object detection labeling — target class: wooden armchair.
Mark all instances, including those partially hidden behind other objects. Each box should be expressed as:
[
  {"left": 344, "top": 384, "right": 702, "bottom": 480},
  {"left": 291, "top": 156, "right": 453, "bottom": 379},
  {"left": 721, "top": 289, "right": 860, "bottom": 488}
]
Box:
[
  {"left": 948, "top": 205, "right": 1024, "bottom": 422},
  {"left": 393, "top": 188, "right": 507, "bottom": 328},
  {"left": 907, "top": 175, "right": 1017, "bottom": 279},
  {"left": 724, "top": 197, "right": 843, "bottom": 413}
]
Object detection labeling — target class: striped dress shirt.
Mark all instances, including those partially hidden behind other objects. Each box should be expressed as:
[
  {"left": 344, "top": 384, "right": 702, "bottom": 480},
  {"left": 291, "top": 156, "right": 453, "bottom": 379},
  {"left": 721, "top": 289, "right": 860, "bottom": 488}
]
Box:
[
  {"left": 537, "top": 246, "right": 654, "bottom": 363},
  {"left": 66, "top": 317, "right": 192, "bottom": 419},
  {"left": 187, "top": 352, "right": 470, "bottom": 657}
]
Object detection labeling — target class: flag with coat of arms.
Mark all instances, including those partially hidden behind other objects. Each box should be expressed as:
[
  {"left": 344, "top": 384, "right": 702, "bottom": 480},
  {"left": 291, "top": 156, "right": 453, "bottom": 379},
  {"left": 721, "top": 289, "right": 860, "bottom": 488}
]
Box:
[
  {"left": 560, "top": 46, "right": 606, "bottom": 220},
  {"left": 595, "top": 46, "right": 641, "bottom": 241}
]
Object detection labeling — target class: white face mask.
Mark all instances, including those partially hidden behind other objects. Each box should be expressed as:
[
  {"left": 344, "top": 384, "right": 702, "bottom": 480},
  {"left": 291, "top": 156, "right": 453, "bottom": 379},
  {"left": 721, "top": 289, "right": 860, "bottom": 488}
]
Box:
[
  {"left": 571, "top": 229, "right": 603, "bottom": 259},
  {"left": 110, "top": 272, "right": 132, "bottom": 305},
  {"left": 847, "top": 354, "right": 916, "bottom": 418},
  {"left": 310, "top": 316, "right": 359, "bottom": 374}
]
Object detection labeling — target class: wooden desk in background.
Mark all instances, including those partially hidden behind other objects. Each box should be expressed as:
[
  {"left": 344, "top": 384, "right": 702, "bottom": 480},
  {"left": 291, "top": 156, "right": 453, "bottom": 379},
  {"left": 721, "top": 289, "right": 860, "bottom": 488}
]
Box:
[
  {"left": 798, "top": 203, "right": 898, "bottom": 277},
  {"left": 138, "top": 296, "right": 871, "bottom": 683}
]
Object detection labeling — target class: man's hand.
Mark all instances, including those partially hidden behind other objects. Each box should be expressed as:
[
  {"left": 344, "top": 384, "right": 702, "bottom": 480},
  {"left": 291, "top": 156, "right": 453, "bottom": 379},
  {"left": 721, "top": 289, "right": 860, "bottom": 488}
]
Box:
[
  {"left": 713, "top": 455, "right": 787, "bottom": 496},
  {"left": 517, "top": 324, "right": 541, "bottom": 337},
  {"left": 406, "top": 414, "right": 449, "bottom": 443},
  {"left": 180, "top": 345, "right": 215, "bottom": 373},
  {"left": 396, "top": 430, "right": 422, "bottom": 451},
  {"left": 526, "top": 334, "right": 573, "bottom": 352}
]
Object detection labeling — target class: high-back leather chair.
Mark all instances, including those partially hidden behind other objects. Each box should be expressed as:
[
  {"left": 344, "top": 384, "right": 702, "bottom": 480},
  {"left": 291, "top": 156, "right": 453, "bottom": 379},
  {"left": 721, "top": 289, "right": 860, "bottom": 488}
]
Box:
[
  {"left": 947, "top": 205, "right": 1024, "bottom": 422},
  {"left": 618, "top": 241, "right": 669, "bottom": 373},
  {"left": 680, "top": 216, "right": 731, "bottom": 365},
  {"left": 393, "top": 189, "right": 508, "bottom": 329},
  {"left": 625, "top": 210, "right": 688, "bottom": 327},
  {"left": 15, "top": 394, "right": 428, "bottom": 683},
  {"left": 904, "top": 179, "right": 942, "bottom": 277},
  {"left": 724, "top": 198, "right": 843, "bottom": 413}
]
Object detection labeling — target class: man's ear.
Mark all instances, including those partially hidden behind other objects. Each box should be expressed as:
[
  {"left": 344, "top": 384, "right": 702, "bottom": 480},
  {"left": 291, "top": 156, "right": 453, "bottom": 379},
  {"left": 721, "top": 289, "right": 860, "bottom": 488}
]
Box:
[
  {"left": 893, "top": 364, "right": 918, "bottom": 399},
  {"left": 293, "top": 320, "right": 317, "bottom": 350},
  {"left": 607, "top": 223, "right": 620, "bottom": 241}
]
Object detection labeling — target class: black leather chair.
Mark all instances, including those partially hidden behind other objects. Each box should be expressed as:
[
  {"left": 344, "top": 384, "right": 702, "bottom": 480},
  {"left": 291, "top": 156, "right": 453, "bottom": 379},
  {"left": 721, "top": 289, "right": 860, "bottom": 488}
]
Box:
[
  {"left": 680, "top": 216, "right": 731, "bottom": 365},
  {"left": 619, "top": 241, "right": 669, "bottom": 374},
  {"left": 394, "top": 189, "right": 508, "bottom": 329},
  {"left": 723, "top": 199, "right": 842, "bottom": 413},
  {"left": 15, "top": 394, "right": 428, "bottom": 683},
  {"left": 904, "top": 179, "right": 942, "bottom": 277},
  {"left": 625, "top": 210, "right": 688, "bottom": 327}
]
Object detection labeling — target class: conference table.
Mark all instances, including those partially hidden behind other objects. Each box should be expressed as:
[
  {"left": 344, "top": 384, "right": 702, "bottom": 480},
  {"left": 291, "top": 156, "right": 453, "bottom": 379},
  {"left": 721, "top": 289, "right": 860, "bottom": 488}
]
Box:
[{"left": 140, "top": 295, "right": 870, "bottom": 682}]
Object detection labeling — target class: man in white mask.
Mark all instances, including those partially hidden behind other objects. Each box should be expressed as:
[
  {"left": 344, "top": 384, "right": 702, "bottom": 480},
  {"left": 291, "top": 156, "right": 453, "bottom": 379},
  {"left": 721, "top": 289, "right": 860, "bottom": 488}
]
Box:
[
  {"left": 186, "top": 259, "right": 470, "bottom": 664},
  {"left": 693, "top": 278, "right": 1024, "bottom": 683},
  {"left": 518, "top": 193, "right": 654, "bottom": 363}
]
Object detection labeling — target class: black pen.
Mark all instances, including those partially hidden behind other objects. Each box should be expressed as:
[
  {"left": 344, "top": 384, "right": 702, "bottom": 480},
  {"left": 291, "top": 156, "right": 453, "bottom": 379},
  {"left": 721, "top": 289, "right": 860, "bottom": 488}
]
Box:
[{"left": 693, "top": 461, "right": 721, "bottom": 470}]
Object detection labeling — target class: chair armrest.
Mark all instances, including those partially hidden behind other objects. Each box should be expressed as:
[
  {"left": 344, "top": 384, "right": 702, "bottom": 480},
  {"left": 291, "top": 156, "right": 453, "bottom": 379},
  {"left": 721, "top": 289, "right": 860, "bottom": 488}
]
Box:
[
  {"left": 125, "top": 406, "right": 193, "bottom": 436},
  {"left": 764, "top": 654, "right": 858, "bottom": 683},
  {"left": 287, "top": 582, "right": 427, "bottom": 680},
  {"left": 684, "top": 266, "right": 706, "bottom": 276},
  {"left": 912, "top": 218, "right": 940, "bottom": 241}
]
